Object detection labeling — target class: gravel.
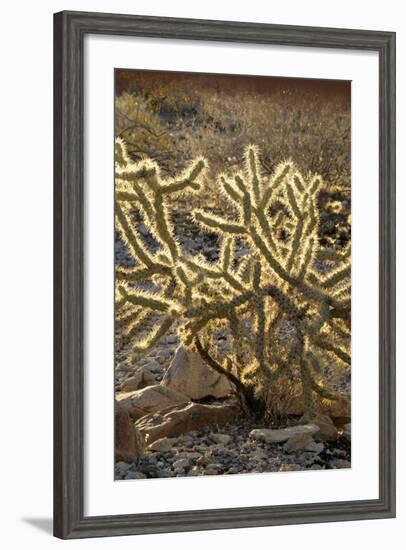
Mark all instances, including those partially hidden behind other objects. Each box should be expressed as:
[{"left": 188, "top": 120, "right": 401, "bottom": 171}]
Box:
[{"left": 115, "top": 420, "right": 351, "bottom": 480}]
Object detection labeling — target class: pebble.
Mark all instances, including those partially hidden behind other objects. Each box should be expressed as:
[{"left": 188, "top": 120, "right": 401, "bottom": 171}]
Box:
[
  {"left": 172, "top": 458, "right": 190, "bottom": 470},
  {"left": 211, "top": 433, "right": 232, "bottom": 445},
  {"left": 125, "top": 471, "right": 147, "bottom": 480}
]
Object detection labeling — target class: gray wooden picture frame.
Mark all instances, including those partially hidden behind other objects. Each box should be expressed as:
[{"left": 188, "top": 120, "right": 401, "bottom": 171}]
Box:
[{"left": 54, "top": 10, "right": 396, "bottom": 539}]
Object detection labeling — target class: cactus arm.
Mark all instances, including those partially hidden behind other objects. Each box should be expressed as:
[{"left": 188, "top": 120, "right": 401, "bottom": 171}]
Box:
[
  {"left": 221, "top": 177, "right": 243, "bottom": 204},
  {"left": 116, "top": 181, "right": 155, "bottom": 226},
  {"left": 297, "top": 237, "right": 316, "bottom": 280},
  {"left": 286, "top": 214, "right": 307, "bottom": 272},
  {"left": 286, "top": 184, "right": 301, "bottom": 218},
  {"left": 260, "top": 162, "right": 292, "bottom": 211},
  {"left": 254, "top": 206, "right": 280, "bottom": 253},
  {"left": 319, "top": 262, "right": 351, "bottom": 289},
  {"left": 245, "top": 146, "right": 261, "bottom": 205},
  {"left": 132, "top": 317, "right": 174, "bottom": 356},
  {"left": 152, "top": 191, "right": 180, "bottom": 260},
  {"left": 161, "top": 158, "right": 206, "bottom": 195},
  {"left": 123, "top": 289, "right": 175, "bottom": 313},
  {"left": 115, "top": 265, "right": 171, "bottom": 282},
  {"left": 311, "top": 336, "right": 351, "bottom": 366},
  {"left": 193, "top": 210, "right": 247, "bottom": 235},
  {"left": 115, "top": 203, "right": 154, "bottom": 268}
]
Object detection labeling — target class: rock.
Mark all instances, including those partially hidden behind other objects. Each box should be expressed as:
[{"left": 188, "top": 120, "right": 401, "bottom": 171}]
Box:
[
  {"left": 249, "top": 424, "right": 320, "bottom": 444},
  {"left": 162, "top": 345, "right": 233, "bottom": 399},
  {"left": 211, "top": 433, "right": 231, "bottom": 445},
  {"left": 329, "top": 397, "right": 351, "bottom": 419},
  {"left": 116, "top": 384, "right": 188, "bottom": 420},
  {"left": 155, "top": 351, "right": 170, "bottom": 365},
  {"left": 142, "top": 359, "right": 163, "bottom": 374},
  {"left": 175, "top": 451, "right": 201, "bottom": 460},
  {"left": 343, "top": 422, "right": 351, "bottom": 440},
  {"left": 196, "top": 453, "right": 213, "bottom": 466},
  {"left": 139, "top": 464, "right": 160, "bottom": 477},
  {"left": 249, "top": 450, "right": 268, "bottom": 461},
  {"left": 283, "top": 434, "right": 324, "bottom": 454},
  {"left": 204, "top": 467, "right": 220, "bottom": 475},
  {"left": 148, "top": 437, "right": 176, "bottom": 453},
  {"left": 279, "top": 464, "right": 302, "bottom": 472},
  {"left": 300, "top": 414, "right": 339, "bottom": 441},
  {"left": 125, "top": 471, "right": 147, "bottom": 480},
  {"left": 114, "top": 402, "right": 144, "bottom": 463},
  {"left": 305, "top": 440, "right": 324, "bottom": 453},
  {"left": 172, "top": 458, "right": 190, "bottom": 470},
  {"left": 115, "top": 461, "right": 131, "bottom": 479},
  {"left": 331, "top": 459, "right": 351, "bottom": 469},
  {"left": 120, "top": 369, "right": 155, "bottom": 391},
  {"left": 135, "top": 398, "right": 241, "bottom": 445},
  {"left": 177, "top": 434, "right": 194, "bottom": 447}
]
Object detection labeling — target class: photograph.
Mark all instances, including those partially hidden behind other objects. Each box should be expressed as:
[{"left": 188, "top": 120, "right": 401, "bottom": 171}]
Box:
[{"left": 113, "top": 69, "right": 352, "bottom": 480}]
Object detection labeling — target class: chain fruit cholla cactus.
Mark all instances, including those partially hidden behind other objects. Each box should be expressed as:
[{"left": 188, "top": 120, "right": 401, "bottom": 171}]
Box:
[{"left": 115, "top": 137, "right": 351, "bottom": 417}]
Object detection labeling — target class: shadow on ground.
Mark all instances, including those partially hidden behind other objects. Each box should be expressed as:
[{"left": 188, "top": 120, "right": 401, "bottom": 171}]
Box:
[{"left": 22, "top": 518, "right": 53, "bottom": 535}]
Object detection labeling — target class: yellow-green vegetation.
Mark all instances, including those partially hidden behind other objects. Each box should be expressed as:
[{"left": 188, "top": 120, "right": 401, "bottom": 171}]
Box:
[{"left": 115, "top": 138, "right": 350, "bottom": 418}]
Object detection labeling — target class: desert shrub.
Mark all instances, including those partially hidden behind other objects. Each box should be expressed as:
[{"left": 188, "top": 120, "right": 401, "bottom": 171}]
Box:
[
  {"left": 115, "top": 79, "right": 350, "bottom": 185},
  {"left": 115, "top": 138, "right": 350, "bottom": 418}
]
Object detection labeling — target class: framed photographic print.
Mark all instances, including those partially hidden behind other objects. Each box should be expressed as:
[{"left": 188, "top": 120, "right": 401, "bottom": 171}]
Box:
[{"left": 54, "top": 10, "right": 396, "bottom": 539}]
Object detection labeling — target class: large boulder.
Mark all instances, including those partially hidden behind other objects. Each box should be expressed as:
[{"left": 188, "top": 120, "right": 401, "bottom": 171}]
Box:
[
  {"left": 114, "top": 402, "right": 144, "bottom": 463},
  {"left": 329, "top": 397, "right": 351, "bottom": 419},
  {"left": 116, "top": 384, "right": 188, "bottom": 420},
  {"left": 161, "top": 346, "right": 233, "bottom": 400},
  {"left": 134, "top": 398, "right": 241, "bottom": 445}
]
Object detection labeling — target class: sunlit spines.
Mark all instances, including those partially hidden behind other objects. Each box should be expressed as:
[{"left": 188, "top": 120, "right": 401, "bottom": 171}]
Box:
[
  {"left": 193, "top": 209, "right": 246, "bottom": 235},
  {"left": 244, "top": 144, "right": 261, "bottom": 205},
  {"left": 115, "top": 202, "right": 154, "bottom": 268},
  {"left": 131, "top": 317, "right": 175, "bottom": 359}
]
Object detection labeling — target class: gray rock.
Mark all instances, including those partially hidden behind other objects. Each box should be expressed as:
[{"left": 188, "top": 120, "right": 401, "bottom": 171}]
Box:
[
  {"left": 250, "top": 424, "right": 320, "bottom": 444},
  {"left": 172, "top": 458, "right": 190, "bottom": 470},
  {"left": 204, "top": 467, "right": 220, "bottom": 475},
  {"left": 125, "top": 471, "right": 147, "bottom": 480},
  {"left": 211, "top": 433, "right": 232, "bottom": 445},
  {"left": 283, "top": 434, "right": 324, "bottom": 454},
  {"left": 279, "top": 464, "right": 302, "bottom": 472},
  {"left": 148, "top": 437, "right": 177, "bottom": 453},
  {"left": 249, "top": 450, "right": 268, "bottom": 461},
  {"left": 331, "top": 459, "right": 351, "bottom": 469},
  {"left": 115, "top": 461, "right": 131, "bottom": 478},
  {"left": 143, "top": 360, "right": 164, "bottom": 374},
  {"left": 175, "top": 451, "right": 201, "bottom": 460}
]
